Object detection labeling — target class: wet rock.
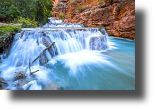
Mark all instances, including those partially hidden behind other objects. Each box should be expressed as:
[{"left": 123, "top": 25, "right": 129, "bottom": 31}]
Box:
[
  {"left": 90, "top": 35, "right": 108, "bottom": 50},
  {"left": 100, "top": 28, "right": 106, "bottom": 35},
  {"left": 39, "top": 52, "right": 48, "bottom": 66},
  {"left": 42, "top": 37, "right": 51, "bottom": 47},
  {"left": 44, "top": 82, "right": 58, "bottom": 90},
  {"left": 44, "top": 82, "right": 65, "bottom": 90},
  {"left": 100, "top": 36, "right": 108, "bottom": 50},
  {"left": 0, "top": 77, "right": 8, "bottom": 90},
  {"left": 42, "top": 37, "right": 57, "bottom": 56},
  {"left": 14, "top": 71, "right": 26, "bottom": 80},
  {"left": 90, "top": 37, "right": 101, "bottom": 50}
]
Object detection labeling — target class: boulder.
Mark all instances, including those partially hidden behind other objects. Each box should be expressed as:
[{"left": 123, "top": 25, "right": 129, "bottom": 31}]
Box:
[
  {"left": 44, "top": 82, "right": 58, "bottom": 90},
  {"left": 89, "top": 35, "right": 108, "bottom": 50},
  {"left": 14, "top": 71, "right": 26, "bottom": 80},
  {"left": 39, "top": 52, "right": 48, "bottom": 66},
  {"left": 0, "top": 77, "right": 8, "bottom": 90},
  {"left": 42, "top": 37, "right": 57, "bottom": 56}
]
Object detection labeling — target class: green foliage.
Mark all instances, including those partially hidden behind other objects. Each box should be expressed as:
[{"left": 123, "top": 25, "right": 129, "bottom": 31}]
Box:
[
  {"left": 49, "top": 12, "right": 53, "bottom": 17},
  {"left": 98, "top": 0, "right": 105, "bottom": 5},
  {"left": 0, "top": 25, "right": 21, "bottom": 34},
  {"left": 72, "top": 11, "right": 76, "bottom": 14},
  {"left": 0, "top": 0, "right": 53, "bottom": 25},
  {"left": 70, "top": 1, "right": 74, "bottom": 4},
  {"left": 77, "top": 7, "right": 82, "bottom": 11},
  {"left": 17, "top": 17, "right": 38, "bottom": 28},
  {"left": 0, "top": 3, "right": 21, "bottom": 22},
  {"left": 95, "top": 26, "right": 105, "bottom": 28},
  {"left": 0, "top": 25, "right": 21, "bottom": 42},
  {"left": 77, "top": 6, "right": 86, "bottom": 12},
  {"left": 57, "top": 2, "right": 61, "bottom": 7},
  {"left": 108, "top": 32, "right": 113, "bottom": 36},
  {"left": 59, "top": 13, "right": 65, "bottom": 20}
]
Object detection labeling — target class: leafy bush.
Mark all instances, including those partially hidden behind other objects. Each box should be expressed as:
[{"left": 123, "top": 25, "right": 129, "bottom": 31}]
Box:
[
  {"left": 57, "top": 2, "right": 61, "bottom": 7},
  {"left": 98, "top": 0, "right": 105, "bottom": 5},
  {"left": 0, "top": 0, "right": 53, "bottom": 25},
  {"left": 70, "top": 1, "right": 74, "bottom": 4},
  {"left": 49, "top": 12, "right": 53, "bottom": 17},
  {"left": 59, "top": 13, "right": 65, "bottom": 20},
  {"left": 0, "top": 25, "right": 21, "bottom": 42},
  {"left": 0, "top": 4, "right": 21, "bottom": 22},
  {"left": 17, "top": 17, "right": 38, "bottom": 28},
  {"left": 72, "top": 11, "right": 76, "bottom": 14},
  {"left": 77, "top": 6, "right": 87, "bottom": 12},
  {"left": 77, "top": 7, "right": 82, "bottom": 11},
  {"left": 0, "top": 25, "right": 21, "bottom": 35}
]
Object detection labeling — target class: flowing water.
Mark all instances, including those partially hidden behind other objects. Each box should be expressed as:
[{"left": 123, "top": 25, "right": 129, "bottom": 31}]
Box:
[{"left": 0, "top": 18, "right": 135, "bottom": 90}]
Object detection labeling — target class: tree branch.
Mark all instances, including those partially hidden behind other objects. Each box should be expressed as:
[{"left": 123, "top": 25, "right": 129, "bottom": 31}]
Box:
[{"left": 31, "top": 42, "right": 55, "bottom": 64}]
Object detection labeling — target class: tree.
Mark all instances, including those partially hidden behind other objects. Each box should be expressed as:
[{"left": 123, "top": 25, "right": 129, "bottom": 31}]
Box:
[
  {"left": 5, "top": 5, "right": 21, "bottom": 21},
  {"left": 0, "top": 0, "right": 54, "bottom": 25}
]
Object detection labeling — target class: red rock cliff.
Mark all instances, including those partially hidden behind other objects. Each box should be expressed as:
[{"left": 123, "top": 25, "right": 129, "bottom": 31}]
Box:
[{"left": 52, "top": 0, "right": 135, "bottom": 39}]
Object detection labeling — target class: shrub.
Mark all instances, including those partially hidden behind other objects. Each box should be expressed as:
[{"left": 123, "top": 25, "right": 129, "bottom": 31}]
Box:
[
  {"left": 77, "top": 7, "right": 82, "bottom": 11},
  {"left": 0, "top": 4, "right": 21, "bottom": 22},
  {"left": 49, "top": 12, "right": 53, "bottom": 17},
  {"left": 98, "top": 0, "right": 105, "bottom": 5},
  {"left": 0, "top": 0, "right": 53, "bottom": 25},
  {"left": 0, "top": 25, "right": 21, "bottom": 42},
  {"left": 0, "top": 25, "right": 21, "bottom": 35},
  {"left": 57, "top": 2, "right": 61, "bottom": 7},
  {"left": 72, "top": 11, "right": 76, "bottom": 13},
  {"left": 70, "top": 1, "right": 74, "bottom": 4},
  {"left": 17, "top": 17, "right": 38, "bottom": 28},
  {"left": 59, "top": 13, "right": 65, "bottom": 20},
  {"left": 77, "top": 6, "right": 87, "bottom": 12}
]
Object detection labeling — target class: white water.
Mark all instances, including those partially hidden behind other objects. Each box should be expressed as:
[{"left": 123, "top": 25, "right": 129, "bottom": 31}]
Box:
[
  {"left": 0, "top": 18, "right": 135, "bottom": 90},
  {"left": 43, "top": 17, "right": 84, "bottom": 28}
]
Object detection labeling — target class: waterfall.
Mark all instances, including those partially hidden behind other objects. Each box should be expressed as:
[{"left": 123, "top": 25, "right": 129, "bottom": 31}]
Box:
[
  {"left": 42, "top": 17, "right": 84, "bottom": 28},
  {"left": 0, "top": 24, "right": 108, "bottom": 69},
  {"left": 0, "top": 18, "right": 112, "bottom": 89}
]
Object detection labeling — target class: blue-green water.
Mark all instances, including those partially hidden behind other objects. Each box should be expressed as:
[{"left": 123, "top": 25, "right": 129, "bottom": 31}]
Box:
[
  {"left": 0, "top": 27, "right": 135, "bottom": 90},
  {"left": 46, "top": 37, "right": 135, "bottom": 90}
]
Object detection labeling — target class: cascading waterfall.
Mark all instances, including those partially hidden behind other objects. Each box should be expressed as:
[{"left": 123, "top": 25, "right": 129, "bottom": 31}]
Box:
[
  {"left": 42, "top": 17, "right": 84, "bottom": 28},
  {"left": 0, "top": 18, "right": 135, "bottom": 90}
]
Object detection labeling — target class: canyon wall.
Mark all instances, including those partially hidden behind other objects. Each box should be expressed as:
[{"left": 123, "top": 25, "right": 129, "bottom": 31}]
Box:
[{"left": 52, "top": 0, "right": 135, "bottom": 39}]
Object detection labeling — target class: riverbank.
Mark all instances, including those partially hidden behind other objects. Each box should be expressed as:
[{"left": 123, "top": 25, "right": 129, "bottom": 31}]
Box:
[
  {"left": 108, "top": 36, "right": 135, "bottom": 40},
  {"left": 0, "top": 25, "right": 21, "bottom": 55}
]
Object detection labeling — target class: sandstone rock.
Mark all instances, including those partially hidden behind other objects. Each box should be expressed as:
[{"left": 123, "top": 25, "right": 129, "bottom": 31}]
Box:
[
  {"left": 107, "top": 0, "right": 135, "bottom": 39},
  {"left": 53, "top": 0, "right": 135, "bottom": 39},
  {"left": 105, "top": 0, "right": 112, "bottom": 7}
]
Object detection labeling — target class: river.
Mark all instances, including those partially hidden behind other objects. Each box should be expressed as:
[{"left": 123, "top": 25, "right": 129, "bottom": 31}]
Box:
[{"left": 0, "top": 18, "right": 135, "bottom": 90}]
